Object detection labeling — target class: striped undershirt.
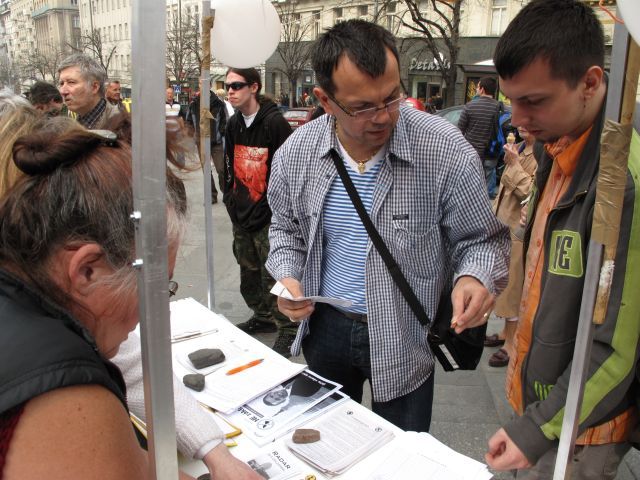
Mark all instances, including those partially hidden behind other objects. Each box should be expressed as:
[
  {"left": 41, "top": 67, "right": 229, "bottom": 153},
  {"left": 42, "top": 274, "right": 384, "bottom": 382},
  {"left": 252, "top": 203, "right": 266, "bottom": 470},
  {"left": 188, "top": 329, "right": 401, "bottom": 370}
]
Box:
[{"left": 319, "top": 142, "right": 386, "bottom": 314}]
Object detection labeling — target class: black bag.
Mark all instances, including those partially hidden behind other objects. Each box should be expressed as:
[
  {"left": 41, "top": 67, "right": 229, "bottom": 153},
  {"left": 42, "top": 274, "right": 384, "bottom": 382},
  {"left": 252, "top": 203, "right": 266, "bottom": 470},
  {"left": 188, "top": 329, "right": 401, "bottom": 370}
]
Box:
[
  {"left": 427, "top": 288, "right": 487, "bottom": 371},
  {"left": 329, "top": 148, "right": 486, "bottom": 372}
]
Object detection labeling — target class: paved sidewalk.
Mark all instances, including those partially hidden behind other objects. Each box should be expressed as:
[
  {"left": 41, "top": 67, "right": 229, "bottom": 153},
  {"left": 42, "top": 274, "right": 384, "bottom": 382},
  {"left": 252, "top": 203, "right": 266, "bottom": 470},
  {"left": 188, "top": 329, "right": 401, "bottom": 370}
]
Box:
[{"left": 173, "top": 169, "right": 640, "bottom": 479}]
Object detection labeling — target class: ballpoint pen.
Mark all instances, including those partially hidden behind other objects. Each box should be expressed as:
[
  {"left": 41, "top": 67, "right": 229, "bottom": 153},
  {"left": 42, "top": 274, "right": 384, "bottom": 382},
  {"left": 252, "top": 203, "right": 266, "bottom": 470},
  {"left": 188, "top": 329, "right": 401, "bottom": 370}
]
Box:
[
  {"left": 225, "top": 358, "right": 264, "bottom": 375},
  {"left": 171, "top": 328, "right": 218, "bottom": 343}
]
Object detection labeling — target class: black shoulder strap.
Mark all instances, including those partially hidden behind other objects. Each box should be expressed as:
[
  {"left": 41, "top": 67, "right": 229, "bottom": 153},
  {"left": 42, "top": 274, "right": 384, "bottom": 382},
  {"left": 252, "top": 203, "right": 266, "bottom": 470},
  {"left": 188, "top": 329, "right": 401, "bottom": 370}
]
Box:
[{"left": 328, "top": 148, "right": 430, "bottom": 326}]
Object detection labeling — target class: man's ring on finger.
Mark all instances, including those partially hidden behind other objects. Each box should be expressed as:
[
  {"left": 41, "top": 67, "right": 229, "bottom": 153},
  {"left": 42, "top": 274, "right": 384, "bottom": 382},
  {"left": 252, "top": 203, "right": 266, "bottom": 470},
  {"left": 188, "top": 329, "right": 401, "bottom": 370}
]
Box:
[{"left": 483, "top": 312, "right": 489, "bottom": 319}]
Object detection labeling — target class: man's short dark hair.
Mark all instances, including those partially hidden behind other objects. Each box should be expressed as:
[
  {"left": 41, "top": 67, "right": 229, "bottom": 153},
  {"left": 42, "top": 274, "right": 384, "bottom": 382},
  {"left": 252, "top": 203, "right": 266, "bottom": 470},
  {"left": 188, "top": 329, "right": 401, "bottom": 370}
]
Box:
[
  {"left": 28, "top": 81, "right": 62, "bottom": 106},
  {"left": 311, "top": 19, "right": 399, "bottom": 96},
  {"left": 493, "top": 0, "right": 604, "bottom": 87},
  {"left": 478, "top": 77, "right": 497, "bottom": 97}
]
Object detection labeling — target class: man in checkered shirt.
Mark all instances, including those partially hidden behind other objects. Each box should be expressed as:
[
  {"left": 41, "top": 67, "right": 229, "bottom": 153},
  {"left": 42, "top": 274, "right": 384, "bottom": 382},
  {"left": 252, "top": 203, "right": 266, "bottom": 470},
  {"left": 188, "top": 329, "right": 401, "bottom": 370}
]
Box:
[{"left": 266, "top": 20, "right": 509, "bottom": 432}]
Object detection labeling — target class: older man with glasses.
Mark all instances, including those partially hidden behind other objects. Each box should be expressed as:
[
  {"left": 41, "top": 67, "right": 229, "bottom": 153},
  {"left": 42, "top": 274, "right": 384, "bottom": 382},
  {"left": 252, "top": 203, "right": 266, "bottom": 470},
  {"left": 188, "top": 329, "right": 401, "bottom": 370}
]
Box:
[{"left": 266, "top": 19, "right": 509, "bottom": 432}]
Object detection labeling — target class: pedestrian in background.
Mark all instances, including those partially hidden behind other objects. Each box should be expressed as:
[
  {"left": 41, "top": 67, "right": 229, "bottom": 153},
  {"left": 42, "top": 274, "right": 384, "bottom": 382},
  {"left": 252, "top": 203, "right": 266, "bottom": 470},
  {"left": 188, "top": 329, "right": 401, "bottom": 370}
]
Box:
[
  {"left": 485, "top": 126, "right": 537, "bottom": 368},
  {"left": 105, "top": 79, "right": 125, "bottom": 111},
  {"left": 222, "top": 67, "right": 297, "bottom": 357},
  {"left": 57, "top": 53, "right": 121, "bottom": 129},
  {"left": 458, "top": 76, "right": 500, "bottom": 198},
  {"left": 26, "top": 81, "right": 63, "bottom": 117},
  {"left": 186, "top": 84, "right": 228, "bottom": 204},
  {"left": 216, "top": 87, "right": 235, "bottom": 118}
]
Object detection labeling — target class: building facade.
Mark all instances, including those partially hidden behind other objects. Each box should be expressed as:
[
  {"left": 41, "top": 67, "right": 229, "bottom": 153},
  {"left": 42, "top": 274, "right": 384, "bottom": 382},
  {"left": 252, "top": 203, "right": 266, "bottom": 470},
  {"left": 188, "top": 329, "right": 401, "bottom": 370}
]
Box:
[
  {"left": 265, "top": 0, "right": 616, "bottom": 108},
  {"left": 0, "top": 0, "right": 618, "bottom": 104},
  {"left": 77, "top": 0, "right": 131, "bottom": 91}
]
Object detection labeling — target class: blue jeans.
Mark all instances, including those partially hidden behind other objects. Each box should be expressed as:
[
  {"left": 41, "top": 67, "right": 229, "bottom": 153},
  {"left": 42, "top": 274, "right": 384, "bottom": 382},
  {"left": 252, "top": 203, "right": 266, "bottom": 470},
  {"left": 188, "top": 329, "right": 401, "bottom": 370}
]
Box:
[
  {"left": 302, "top": 304, "right": 435, "bottom": 432},
  {"left": 484, "top": 162, "right": 498, "bottom": 199}
]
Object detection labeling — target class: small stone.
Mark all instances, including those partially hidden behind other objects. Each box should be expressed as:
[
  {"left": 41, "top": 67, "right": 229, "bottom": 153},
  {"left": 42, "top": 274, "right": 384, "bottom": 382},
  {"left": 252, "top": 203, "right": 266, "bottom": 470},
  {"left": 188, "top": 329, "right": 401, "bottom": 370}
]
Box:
[
  {"left": 292, "top": 428, "right": 321, "bottom": 444},
  {"left": 183, "top": 373, "right": 205, "bottom": 391},
  {"left": 188, "top": 348, "right": 225, "bottom": 369}
]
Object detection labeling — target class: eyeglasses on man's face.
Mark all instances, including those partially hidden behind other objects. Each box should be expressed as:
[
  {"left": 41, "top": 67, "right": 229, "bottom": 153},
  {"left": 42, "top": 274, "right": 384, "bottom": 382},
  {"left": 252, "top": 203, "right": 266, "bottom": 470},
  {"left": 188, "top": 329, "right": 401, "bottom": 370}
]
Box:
[
  {"left": 225, "top": 82, "right": 250, "bottom": 91},
  {"left": 327, "top": 92, "right": 406, "bottom": 121}
]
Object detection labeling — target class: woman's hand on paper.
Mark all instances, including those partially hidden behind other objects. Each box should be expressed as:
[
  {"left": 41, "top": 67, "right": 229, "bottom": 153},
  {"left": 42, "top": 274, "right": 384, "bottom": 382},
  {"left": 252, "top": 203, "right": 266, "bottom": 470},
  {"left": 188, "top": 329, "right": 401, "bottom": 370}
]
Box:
[
  {"left": 485, "top": 428, "right": 531, "bottom": 471},
  {"left": 277, "top": 277, "right": 314, "bottom": 323},
  {"left": 204, "top": 444, "right": 262, "bottom": 480}
]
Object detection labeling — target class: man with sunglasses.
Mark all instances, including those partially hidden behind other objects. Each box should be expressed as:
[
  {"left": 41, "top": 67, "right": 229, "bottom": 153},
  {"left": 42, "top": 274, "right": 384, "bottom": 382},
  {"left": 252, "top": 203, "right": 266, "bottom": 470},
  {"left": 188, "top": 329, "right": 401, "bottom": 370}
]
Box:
[
  {"left": 266, "top": 20, "right": 509, "bottom": 431},
  {"left": 221, "top": 67, "right": 297, "bottom": 357}
]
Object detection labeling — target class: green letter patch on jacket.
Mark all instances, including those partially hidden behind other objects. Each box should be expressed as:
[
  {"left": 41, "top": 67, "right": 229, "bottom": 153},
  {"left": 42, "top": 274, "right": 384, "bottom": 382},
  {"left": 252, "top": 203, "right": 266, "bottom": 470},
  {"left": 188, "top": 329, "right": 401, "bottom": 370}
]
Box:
[{"left": 548, "top": 230, "right": 584, "bottom": 278}]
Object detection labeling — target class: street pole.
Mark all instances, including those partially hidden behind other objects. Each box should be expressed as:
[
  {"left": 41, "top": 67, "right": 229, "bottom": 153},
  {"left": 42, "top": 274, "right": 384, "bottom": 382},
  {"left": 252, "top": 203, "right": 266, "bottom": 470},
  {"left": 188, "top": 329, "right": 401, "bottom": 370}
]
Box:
[
  {"left": 131, "top": 0, "right": 180, "bottom": 477},
  {"left": 200, "top": 0, "right": 216, "bottom": 310}
]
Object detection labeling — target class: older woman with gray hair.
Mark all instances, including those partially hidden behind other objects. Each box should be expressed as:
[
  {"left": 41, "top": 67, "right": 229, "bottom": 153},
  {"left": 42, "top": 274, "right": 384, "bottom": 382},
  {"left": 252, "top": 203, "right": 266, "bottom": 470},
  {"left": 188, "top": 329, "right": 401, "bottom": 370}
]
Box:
[{"left": 0, "top": 95, "right": 260, "bottom": 479}]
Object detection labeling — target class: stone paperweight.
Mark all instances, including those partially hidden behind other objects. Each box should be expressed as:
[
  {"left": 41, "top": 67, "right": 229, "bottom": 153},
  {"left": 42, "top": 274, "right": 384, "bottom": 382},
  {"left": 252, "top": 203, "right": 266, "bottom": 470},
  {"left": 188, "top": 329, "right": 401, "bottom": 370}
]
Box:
[
  {"left": 188, "top": 348, "right": 225, "bottom": 369},
  {"left": 292, "top": 428, "right": 321, "bottom": 444},
  {"left": 183, "top": 373, "right": 205, "bottom": 392}
]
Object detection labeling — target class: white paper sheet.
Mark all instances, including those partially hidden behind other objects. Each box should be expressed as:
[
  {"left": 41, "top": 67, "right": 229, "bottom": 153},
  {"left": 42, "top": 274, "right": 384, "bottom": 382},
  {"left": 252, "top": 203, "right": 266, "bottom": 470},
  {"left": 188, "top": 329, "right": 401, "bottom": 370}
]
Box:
[
  {"left": 366, "top": 431, "right": 493, "bottom": 480},
  {"left": 270, "top": 281, "right": 353, "bottom": 308}
]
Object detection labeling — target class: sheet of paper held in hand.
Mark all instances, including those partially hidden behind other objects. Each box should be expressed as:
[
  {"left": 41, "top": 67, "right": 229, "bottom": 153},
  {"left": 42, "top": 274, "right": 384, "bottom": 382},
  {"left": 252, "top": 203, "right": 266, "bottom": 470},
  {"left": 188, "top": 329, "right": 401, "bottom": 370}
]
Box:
[
  {"left": 169, "top": 298, "right": 306, "bottom": 414},
  {"left": 270, "top": 281, "right": 353, "bottom": 308}
]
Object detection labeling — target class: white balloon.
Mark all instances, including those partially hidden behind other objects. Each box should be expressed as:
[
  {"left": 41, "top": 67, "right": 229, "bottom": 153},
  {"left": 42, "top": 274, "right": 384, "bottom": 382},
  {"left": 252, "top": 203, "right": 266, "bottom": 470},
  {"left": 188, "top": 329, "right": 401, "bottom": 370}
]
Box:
[
  {"left": 211, "top": 0, "right": 281, "bottom": 69},
  {"left": 617, "top": 0, "right": 640, "bottom": 46}
]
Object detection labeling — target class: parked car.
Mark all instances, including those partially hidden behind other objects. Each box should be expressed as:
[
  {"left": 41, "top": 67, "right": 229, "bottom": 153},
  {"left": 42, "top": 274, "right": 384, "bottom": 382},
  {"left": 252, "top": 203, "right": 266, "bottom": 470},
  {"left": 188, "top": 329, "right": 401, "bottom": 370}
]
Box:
[
  {"left": 283, "top": 107, "right": 314, "bottom": 129},
  {"left": 435, "top": 105, "right": 464, "bottom": 126},
  {"left": 436, "top": 103, "right": 512, "bottom": 128}
]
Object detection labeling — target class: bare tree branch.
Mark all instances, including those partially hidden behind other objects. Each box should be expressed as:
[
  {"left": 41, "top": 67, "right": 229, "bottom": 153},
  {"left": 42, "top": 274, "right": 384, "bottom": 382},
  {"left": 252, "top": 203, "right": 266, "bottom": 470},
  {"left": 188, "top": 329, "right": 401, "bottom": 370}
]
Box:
[
  {"left": 18, "top": 42, "right": 66, "bottom": 84},
  {"left": 274, "top": 1, "right": 314, "bottom": 107},
  {"left": 166, "top": 12, "right": 200, "bottom": 87},
  {"left": 70, "top": 29, "right": 118, "bottom": 73},
  {"left": 397, "top": 0, "right": 463, "bottom": 107}
]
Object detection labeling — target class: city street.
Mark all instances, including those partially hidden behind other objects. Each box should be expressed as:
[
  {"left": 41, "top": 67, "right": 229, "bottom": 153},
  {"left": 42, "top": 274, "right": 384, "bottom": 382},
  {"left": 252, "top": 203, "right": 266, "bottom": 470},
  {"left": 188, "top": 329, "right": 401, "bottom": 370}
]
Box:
[{"left": 173, "top": 166, "right": 640, "bottom": 479}]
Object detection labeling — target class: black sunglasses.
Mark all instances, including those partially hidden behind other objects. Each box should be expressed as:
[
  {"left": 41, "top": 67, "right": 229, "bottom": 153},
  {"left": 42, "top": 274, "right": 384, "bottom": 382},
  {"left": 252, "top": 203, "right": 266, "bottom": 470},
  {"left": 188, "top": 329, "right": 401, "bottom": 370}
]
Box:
[{"left": 225, "top": 82, "right": 250, "bottom": 91}]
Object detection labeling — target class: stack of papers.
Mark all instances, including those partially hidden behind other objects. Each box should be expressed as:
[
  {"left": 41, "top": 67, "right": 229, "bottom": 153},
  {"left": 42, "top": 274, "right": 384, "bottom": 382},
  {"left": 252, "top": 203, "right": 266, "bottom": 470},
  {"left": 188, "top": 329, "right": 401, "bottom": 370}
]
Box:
[
  {"left": 223, "top": 370, "right": 347, "bottom": 446},
  {"left": 170, "top": 299, "right": 306, "bottom": 414},
  {"left": 365, "top": 431, "right": 493, "bottom": 480},
  {"left": 285, "top": 405, "right": 395, "bottom": 476}
]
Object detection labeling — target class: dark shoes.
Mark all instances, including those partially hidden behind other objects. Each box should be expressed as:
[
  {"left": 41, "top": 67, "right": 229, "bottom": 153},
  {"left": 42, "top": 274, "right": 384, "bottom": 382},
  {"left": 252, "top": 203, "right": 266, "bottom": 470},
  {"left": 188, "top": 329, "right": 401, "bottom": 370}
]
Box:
[
  {"left": 236, "top": 317, "right": 277, "bottom": 334},
  {"left": 272, "top": 332, "right": 296, "bottom": 358},
  {"left": 488, "top": 348, "right": 510, "bottom": 367},
  {"left": 484, "top": 333, "right": 505, "bottom": 347}
]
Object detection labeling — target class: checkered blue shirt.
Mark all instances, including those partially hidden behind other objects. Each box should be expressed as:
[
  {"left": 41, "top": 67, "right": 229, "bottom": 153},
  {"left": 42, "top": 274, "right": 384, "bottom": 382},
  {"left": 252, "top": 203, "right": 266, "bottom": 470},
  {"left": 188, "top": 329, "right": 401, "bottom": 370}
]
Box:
[{"left": 266, "top": 107, "right": 510, "bottom": 402}]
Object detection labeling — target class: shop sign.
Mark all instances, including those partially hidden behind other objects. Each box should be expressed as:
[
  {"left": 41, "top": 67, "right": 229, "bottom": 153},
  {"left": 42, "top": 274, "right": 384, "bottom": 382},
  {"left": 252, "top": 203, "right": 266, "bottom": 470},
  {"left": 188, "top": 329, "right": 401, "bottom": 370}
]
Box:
[{"left": 409, "top": 56, "right": 451, "bottom": 72}]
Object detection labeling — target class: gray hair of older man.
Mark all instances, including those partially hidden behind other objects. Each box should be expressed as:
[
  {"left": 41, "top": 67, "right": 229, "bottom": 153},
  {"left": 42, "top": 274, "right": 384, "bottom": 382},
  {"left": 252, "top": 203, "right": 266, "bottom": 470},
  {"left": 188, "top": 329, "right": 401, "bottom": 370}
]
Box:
[
  {"left": 0, "top": 87, "right": 32, "bottom": 118},
  {"left": 58, "top": 54, "right": 107, "bottom": 97}
]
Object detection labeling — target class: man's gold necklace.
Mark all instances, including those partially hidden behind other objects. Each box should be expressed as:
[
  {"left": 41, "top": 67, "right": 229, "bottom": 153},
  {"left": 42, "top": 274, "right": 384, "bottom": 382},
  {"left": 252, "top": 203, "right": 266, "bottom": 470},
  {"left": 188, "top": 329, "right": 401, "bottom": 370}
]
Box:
[{"left": 335, "top": 123, "right": 371, "bottom": 174}]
